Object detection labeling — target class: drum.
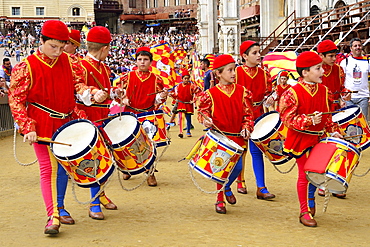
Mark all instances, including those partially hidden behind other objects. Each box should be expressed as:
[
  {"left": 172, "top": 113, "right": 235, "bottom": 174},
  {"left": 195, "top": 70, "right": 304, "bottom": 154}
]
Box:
[
  {"left": 51, "top": 119, "right": 114, "bottom": 188},
  {"left": 332, "top": 105, "right": 370, "bottom": 151},
  {"left": 102, "top": 113, "right": 156, "bottom": 175},
  {"left": 250, "top": 111, "right": 292, "bottom": 165},
  {"left": 137, "top": 110, "right": 170, "bottom": 147},
  {"left": 304, "top": 137, "right": 360, "bottom": 194},
  {"left": 188, "top": 130, "right": 244, "bottom": 184}
]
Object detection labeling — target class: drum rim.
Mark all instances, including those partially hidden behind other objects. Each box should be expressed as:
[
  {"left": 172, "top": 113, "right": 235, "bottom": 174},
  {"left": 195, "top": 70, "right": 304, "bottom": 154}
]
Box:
[
  {"left": 189, "top": 160, "right": 228, "bottom": 184},
  {"left": 320, "top": 137, "right": 361, "bottom": 156},
  {"left": 77, "top": 164, "right": 115, "bottom": 188},
  {"left": 117, "top": 148, "right": 157, "bottom": 175},
  {"left": 137, "top": 109, "right": 164, "bottom": 117},
  {"left": 251, "top": 111, "right": 281, "bottom": 142},
  {"left": 207, "top": 129, "right": 244, "bottom": 153},
  {"left": 51, "top": 119, "right": 98, "bottom": 160},
  {"left": 332, "top": 105, "right": 361, "bottom": 125}
]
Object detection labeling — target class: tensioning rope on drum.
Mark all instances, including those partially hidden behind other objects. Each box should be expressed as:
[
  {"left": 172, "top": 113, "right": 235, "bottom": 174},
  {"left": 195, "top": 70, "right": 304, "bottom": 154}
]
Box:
[
  {"left": 353, "top": 152, "right": 370, "bottom": 177},
  {"left": 272, "top": 162, "right": 296, "bottom": 174},
  {"left": 13, "top": 128, "right": 38, "bottom": 166},
  {"left": 188, "top": 164, "right": 228, "bottom": 194},
  {"left": 322, "top": 176, "right": 331, "bottom": 213}
]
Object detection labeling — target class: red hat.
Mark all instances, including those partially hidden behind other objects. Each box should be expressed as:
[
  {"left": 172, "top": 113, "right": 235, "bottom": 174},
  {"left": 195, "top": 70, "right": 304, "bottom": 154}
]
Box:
[
  {"left": 181, "top": 69, "right": 190, "bottom": 77},
  {"left": 41, "top": 20, "right": 69, "bottom": 41},
  {"left": 69, "top": 29, "right": 81, "bottom": 47},
  {"left": 240, "top": 40, "right": 257, "bottom": 56},
  {"left": 87, "top": 26, "right": 111, "bottom": 44},
  {"left": 136, "top": 46, "right": 151, "bottom": 54},
  {"left": 213, "top": 54, "right": 235, "bottom": 70},
  {"left": 317, "top": 40, "right": 338, "bottom": 53},
  {"left": 280, "top": 71, "right": 289, "bottom": 77},
  {"left": 296, "top": 51, "right": 322, "bottom": 68}
]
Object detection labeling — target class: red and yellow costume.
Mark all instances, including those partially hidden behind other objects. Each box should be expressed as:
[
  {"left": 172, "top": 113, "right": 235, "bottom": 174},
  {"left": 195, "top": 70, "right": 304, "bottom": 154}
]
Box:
[
  {"left": 9, "top": 49, "right": 88, "bottom": 226},
  {"left": 119, "top": 70, "right": 165, "bottom": 114},
  {"left": 276, "top": 83, "right": 291, "bottom": 104},
  {"left": 79, "top": 54, "right": 112, "bottom": 121},
  {"left": 322, "top": 63, "right": 346, "bottom": 110},
  {"left": 176, "top": 82, "right": 200, "bottom": 114}
]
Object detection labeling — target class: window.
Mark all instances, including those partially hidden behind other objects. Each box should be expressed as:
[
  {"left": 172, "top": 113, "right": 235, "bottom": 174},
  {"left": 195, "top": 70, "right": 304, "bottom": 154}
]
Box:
[
  {"left": 12, "top": 7, "right": 20, "bottom": 16},
  {"left": 36, "top": 7, "right": 44, "bottom": 16},
  {"left": 129, "top": 0, "right": 136, "bottom": 8},
  {"left": 186, "top": 0, "right": 191, "bottom": 4},
  {"left": 174, "top": 0, "right": 179, "bottom": 6},
  {"left": 154, "top": 0, "right": 157, "bottom": 8},
  {"left": 164, "top": 0, "right": 169, "bottom": 7},
  {"left": 146, "top": 0, "right": 150, "bottom": 8},
  {"left": 72, "top": 7, "right": 80, "bottom": 16}
]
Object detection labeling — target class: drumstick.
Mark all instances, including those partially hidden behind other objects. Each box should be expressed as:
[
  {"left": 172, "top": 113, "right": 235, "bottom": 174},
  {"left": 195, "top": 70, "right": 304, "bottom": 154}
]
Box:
[
  {"left": 344, "top": 134, "right": 366, "bottom": 140},
  {"left": 94, "top": 115, "right": 115, "bottom": 123},
  {"left": 332, "top": 91, "right": 358, "bottom": 94},
  {"left": 199, "top": 112, "right": 228, "bottom": 138},
  {"left": 147, "top": 90, "right": 164, "bottom": 96},
  {"left": 307, "top": 110, "right": 344, "bottom": 116},
  {"left": 90, "top": 72, "right": 106, "bottom": 91},
  {"left": 37, "top": 138, "right": 72, "bottom": 146}
]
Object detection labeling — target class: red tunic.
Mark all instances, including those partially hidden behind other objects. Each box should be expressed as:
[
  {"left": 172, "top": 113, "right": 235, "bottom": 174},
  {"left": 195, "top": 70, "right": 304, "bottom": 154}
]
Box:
[
  {"left": 9, "top": 50, "right": 88, "bottom": 138},
  {"left": 236, "top": 65, "right": 271, "bottom": 119},
  {"left": 322, "top": 63, "right": 345, "bottom": 110},
  {"left": 279, "top": 81, "right": 340, "bottom": 158},
  {"left": 79, "top": 55, "right": 112, "bottom": 121},
  {"left": 276, "top": 83, "right": 291, "bottom": 103},
  {"left": 120, "top": 70, "right": 164, "bottom": 114},
  {"left": 176, "top": 82, "right": 199, "bottom": 114},
  {"left": 198, "top": 83, "right": 254, "bottom": 147}
]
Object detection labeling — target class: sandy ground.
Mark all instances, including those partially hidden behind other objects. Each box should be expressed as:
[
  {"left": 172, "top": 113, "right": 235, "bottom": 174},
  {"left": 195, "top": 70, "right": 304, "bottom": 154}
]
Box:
[{"left": 1, "top": 116, "right": 370, "bottom": 247}]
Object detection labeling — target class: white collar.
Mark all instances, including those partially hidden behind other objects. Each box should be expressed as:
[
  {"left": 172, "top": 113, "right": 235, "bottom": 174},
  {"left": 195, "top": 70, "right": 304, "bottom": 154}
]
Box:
[{"left": 87, "top": 52, "right": 100, "bottom": 62}]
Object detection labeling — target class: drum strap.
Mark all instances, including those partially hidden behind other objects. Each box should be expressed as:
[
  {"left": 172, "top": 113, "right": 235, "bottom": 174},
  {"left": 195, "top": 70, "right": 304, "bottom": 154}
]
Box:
[
  {"left": 126, "top": 105, "right": 154, "bottom": 113},
  {"left": 76, "top": 101, "right": 110, "bottom": 108},
  {"left": 253, "top": 101, "right": 262, "bottom": 107},
  {"left": 294, "top": 128, "right": 325, "bottom": 136},
  {"left": 177, "top": 99, "right": 192, "bottom": 104},
  {"left": 221, "top": 131, "right": 241, "bottom": 137},
  {"left": 30, "top": 102, "right": 72, "bottom": 119}
]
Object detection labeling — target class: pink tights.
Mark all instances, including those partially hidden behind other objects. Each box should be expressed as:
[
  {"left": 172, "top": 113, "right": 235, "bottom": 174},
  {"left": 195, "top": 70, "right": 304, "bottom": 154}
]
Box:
[{"left": 33, "top": 143, "right": 59, "bottom": 218}]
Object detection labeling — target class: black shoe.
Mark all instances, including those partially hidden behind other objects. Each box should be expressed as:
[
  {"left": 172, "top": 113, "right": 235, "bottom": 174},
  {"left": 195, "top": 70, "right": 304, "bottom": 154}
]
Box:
[{"left": 178, "top": 133, "right": 183, "bottom": 138}]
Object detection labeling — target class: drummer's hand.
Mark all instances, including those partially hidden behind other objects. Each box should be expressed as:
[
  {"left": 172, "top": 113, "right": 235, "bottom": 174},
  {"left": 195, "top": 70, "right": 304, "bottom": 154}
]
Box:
[
  {"left": 265, "top": 96, "right": 275, "bottom": 107},
  {"left": 240, "top": 129, "right": 250, "bottom": 139},
  {"left": 340, "top": 100, "right": 347, "bottom": 108},
  {"left": 203, "top": 117, "right": 213, "bottom": 128},
  {"left": 23, "top": 131, "right": 37, "bottom": 145},
  {"left": 159, "top": 88, "right": 169, "bottom": 99},
  {"left": 341, "top": 92, "right": 351, "bottom": 101},
  {"left": 331, "top": 132, "right": 343, "bottom": 139},
  {"left": 122, "top": 98, "right": 130, "bottom": 106},
  {"left": 94, "top": 90, "right": 108, "bottom": 103},
  {"left": 115, "top": 88, "right": 125, "bottom": 99},
  {"left": 311, "top": 112, "right": 322, "bottom": 125}
]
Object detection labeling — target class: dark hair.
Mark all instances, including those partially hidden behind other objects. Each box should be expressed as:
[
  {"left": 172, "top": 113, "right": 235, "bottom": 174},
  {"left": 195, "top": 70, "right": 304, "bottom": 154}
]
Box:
[
  {"left": 41, "top": 35, "right": 67, "bottom": 44},
  {"left": 3, "top": 58, "right": 10, "bottom": 64},
  {"left": 322, "top": 49, "right": 338, "bottom": 56},
  {"left": 350, "top": 38, "right": 361, "bottom": 47},
  {"left": 241, "top": 43, "right": 260, "bottom": 62},
  {"left": 201, "top": 58, "right": 210, "bottom": 67},
  {"left": 296, "top": 66, "right": 311, "bottom": 77},
  {"left": 136, "top": 50, "right": 153, "bottom": 61}
]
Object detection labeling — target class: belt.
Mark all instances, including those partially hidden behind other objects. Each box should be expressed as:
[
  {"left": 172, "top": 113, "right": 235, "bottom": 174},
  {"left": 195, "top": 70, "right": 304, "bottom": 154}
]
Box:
[
  {"left": 126, "top": 105, "right": 154, "bottom": 113},
  {"left": 177, "top": 99, "right": 192, "bottom": 104},
  {"left": 76, "top": 101, "right": 110, "bottom": 108},
  {"left": 30, "top": 102, "right": 72, "bottom": 119},
  {"left": 294, "top": 128, "right": 325, "bottom": 136},
  {"left": 222, "top": 131, "right": 241, "bottom": 137},
  {"left": 333, "top": 100, "right": 340, "bottom": 104},
  {"left": 253, "top": 101, "right": 263, "bottom": 107}
]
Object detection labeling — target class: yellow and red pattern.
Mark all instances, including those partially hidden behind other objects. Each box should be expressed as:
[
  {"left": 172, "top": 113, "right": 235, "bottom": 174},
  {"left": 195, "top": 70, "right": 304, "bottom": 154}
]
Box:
[
  {"left": 172, "top": 48, "right": 188, "bottom": 63},
  {"left": 137, "top": 110, "right": 170, "bottom": 147},
  {"left": 111, "top": 127, "right": 156, "bottom": 175},
  {"left": 262, "top": 51, "right": 299, "bottom": 81},
  {"left": 189, "top": 131, "right": 243, "bottom": 184},
  {"left": 190, "top": 51, "right": 204, "bottom": 90},
  {"left": 57, "top": 133, "right": 114, "bottom": 186},
  {"left": 150, "top": 42, "right": 176, "bottom": 88},
  {"left": 205, "top": 54, "right": 217, "bottom": 70}
]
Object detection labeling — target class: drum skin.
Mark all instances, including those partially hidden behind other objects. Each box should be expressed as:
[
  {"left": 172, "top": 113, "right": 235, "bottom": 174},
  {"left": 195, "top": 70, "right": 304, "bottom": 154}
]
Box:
[
  {"left": 304, "top": 137, "right": 360, "bottom": 194},
  {"left": 332, "top": 105, "right": 370, "bottom": 151},
  {"left": 251, "top": 111, "right": 292, "bottom": 165},
  {"left": 51, "top": 119, "right": 114, "bottom": 188},
  {"left": 189, "top": 130, "right": 244, "bottom": 184}
]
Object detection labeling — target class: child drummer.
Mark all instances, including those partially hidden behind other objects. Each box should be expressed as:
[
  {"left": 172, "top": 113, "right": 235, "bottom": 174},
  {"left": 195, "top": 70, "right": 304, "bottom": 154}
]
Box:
[
  {"left": 198, "top": 54, "right": 254, "bottom": 214},
  {"left": 278, "top": 51, "right": 343, "bottom": 227}
]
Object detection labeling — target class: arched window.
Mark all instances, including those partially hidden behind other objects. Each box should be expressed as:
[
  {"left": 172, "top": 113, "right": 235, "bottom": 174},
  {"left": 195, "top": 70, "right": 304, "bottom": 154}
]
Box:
[
  {"left": 334, "top": 1, "right": 346, "bottom": 9},
  {"left": 72, "top": 7, "right": 80, "bottom": 16},
  {"left": 310, "top": 5, "right": 320, "bottom": 16}
]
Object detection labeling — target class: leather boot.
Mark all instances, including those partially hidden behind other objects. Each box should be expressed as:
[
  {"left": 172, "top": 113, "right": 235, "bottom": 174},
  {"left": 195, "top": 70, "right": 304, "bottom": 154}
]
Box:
[
  {"left": 299, "top": 212, "right": 317, "bottom": 227},
  {"left": 44, "top": 216, "right": 60, "bottom": 235},
  {"left": 58, "top": 206, "right": 75, "bottom": 225},
  {"left": 237, "top": 180, "right": 247, "bottom": 194},
  {"left": 332, "top": 193, "right": 346, "bottom": 199},
  {"left": 224, "top": 189, "right": 236, "bottom": 204},
  {"left": 122, "top": 173, "right": 131, "bottom": 180},
  {"left": 100, "top": 191, "right": 118, "bottom": 210},
  {"left": 147, "top": 174, "right": 157, "bottom": 187},
  {"left": 89, "top": 204, "right": 104, "bottom": 220},
  {"left": 215, "top": 201, "right": 226, "bottom": 214},
  {"left": 256, "top": 187, "right": 275, "bottom": 200}
]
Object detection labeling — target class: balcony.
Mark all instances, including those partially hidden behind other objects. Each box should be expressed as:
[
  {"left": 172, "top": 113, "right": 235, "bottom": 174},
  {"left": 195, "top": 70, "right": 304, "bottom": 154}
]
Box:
[{"left": 94, "top": 1, "right": 123, "bottom": 13}]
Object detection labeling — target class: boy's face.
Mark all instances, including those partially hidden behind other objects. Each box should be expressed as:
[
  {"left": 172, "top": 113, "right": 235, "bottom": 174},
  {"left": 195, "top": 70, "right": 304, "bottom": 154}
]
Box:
[
  {"left": 320, "top": 53, "right": 336, "bottom": 66},
  {"left": 242, "top": 45, "right": 261, "bottom": 66},
  {"left": 183, "top": 75, "right": 190, "bottom": 83},
  {"left": 41, "top": 39, "right": 66, "bottom": 59},
  {"left": 279, "top": 76, "right": 288, "bottom": 84},
  {"left": 64, "top": 40, "right": 77, "bottom": 54},
  {"left": 217, "top": 63, "right": 236, "bottom": 84},
  {"left": 302, "top": 63, "right": 324, "bottom": 83},
  {"left": 136, "top": 54, "right": 151, "bottom": 71}
]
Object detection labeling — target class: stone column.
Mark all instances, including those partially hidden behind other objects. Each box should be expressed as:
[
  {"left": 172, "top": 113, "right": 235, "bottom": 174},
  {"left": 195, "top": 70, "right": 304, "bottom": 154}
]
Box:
[
  {"left": 218, "top": 0, "right": 239, "bottom": 56},
  {"left": 196, "top": 0, "right": 217, "bottom": 55}
]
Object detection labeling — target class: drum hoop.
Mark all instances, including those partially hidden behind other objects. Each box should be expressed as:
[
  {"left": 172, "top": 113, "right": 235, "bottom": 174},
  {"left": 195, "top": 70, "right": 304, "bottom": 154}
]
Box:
[
  {"left": 332, "top": 105, "right": 361, "bottom": 125},
  {"left": 51, "top": 119, "right": 98, "bottom": 161},
  {"left": 137, "top": 109, "right": 164, "bottom": 118},
  {"left": 207, "top": 130, "right": 244, "bottom": 154},
  {"left": 251, "top": 111, "right": 281, "bottom": 142},
  {"left": 320, "top": 137, "right": 360, "bottom": 156},
  {"left": 117, "top": 148, "right": 157, "bottom": 175},
  {"left": 76, "top": 163, "right": 115, "bottom": 188},
  {"left": 189, "top": 160, "right": 228, "bottom": 184}
]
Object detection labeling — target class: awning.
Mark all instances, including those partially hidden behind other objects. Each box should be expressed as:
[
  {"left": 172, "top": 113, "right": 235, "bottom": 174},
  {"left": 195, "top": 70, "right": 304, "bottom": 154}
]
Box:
[{"left": 240, "top": 5, "right": 260, "bottom": 20}]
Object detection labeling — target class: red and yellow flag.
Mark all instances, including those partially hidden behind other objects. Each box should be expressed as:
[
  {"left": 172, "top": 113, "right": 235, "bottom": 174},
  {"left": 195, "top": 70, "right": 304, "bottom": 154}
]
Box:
[{"left": 150, "top": 42, "right": 176, "bottom": 88}]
